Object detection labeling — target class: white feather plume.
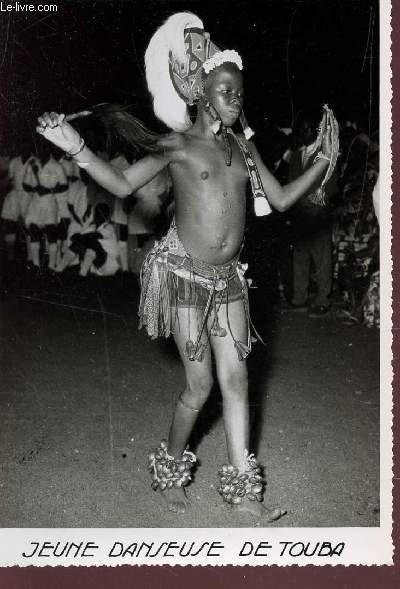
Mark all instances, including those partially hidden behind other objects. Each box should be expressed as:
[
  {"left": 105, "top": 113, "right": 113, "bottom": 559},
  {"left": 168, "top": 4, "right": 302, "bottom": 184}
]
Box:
[{"left": 145, "top": 12, "right": 203, "bottom": 132}]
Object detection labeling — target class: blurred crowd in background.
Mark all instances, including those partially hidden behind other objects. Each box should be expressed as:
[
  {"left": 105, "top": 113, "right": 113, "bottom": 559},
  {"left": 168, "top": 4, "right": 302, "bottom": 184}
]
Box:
[{"left": 0, "top": 109, "right": 380, "bottom": 328}]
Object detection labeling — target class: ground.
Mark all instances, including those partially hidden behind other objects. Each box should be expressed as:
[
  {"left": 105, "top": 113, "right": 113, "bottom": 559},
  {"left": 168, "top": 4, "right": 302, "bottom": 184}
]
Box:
[{"left": 0, "top": 264, "right": 380, "bottom": 528}]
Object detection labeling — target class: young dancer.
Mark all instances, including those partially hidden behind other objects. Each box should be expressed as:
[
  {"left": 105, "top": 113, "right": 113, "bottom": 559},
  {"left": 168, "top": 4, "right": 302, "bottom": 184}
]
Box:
[{"left": 36, "top": 12, "right": 337, "bottom": 521}]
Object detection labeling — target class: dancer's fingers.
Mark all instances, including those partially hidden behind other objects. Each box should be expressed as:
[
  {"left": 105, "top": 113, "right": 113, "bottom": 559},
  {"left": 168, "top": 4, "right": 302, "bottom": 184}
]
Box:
[
  {"left": 38, "top": 111, "right": 64, "bottom": 129},
  {"left": 37, "top": 112, "right": 50, "bottom": 128},
  {"left": 49, "top": 111, "right": 60, "bottom": 127},
  {"left": 44, "top": 112, "right": 53, "bottom": 126},
  {"left": 37, "top": 116, "right": 47, "bottom": 129},
  {"left": 40, "top": 111, "right": 54, "bottom": 128}
]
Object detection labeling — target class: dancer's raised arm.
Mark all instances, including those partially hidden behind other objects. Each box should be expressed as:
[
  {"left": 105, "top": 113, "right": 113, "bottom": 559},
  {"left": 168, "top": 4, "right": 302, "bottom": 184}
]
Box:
[
  {"left": 246, "top": 118, "right": 332, "bottom": 212},
  {"left": 36, "top": 112, "right": 170, "bottom": 197}
]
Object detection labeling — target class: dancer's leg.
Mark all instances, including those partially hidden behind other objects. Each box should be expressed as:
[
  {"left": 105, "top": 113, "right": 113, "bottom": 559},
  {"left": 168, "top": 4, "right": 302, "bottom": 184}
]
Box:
[
  {"left": 211, "top": 300, "right": 249, "bottom": 471},
  {"left": 211, "top": 299, "right": 284, "bottom": 521},
  {"left": 160, "top": 305, "right": 213, "bottom": 513},
  {"left": 169, "top": 306, "right": 213, "bottom": 455}
]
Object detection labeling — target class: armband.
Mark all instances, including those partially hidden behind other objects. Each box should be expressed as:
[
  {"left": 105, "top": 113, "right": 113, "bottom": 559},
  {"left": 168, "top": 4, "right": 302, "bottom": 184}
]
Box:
[{"left": 68, "top": 138, "right": 86, "bottom": 157}]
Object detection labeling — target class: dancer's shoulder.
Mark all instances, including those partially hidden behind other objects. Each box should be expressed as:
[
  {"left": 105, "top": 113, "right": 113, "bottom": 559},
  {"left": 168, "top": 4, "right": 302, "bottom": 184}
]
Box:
[{"left": 156, "top": 132, "right": 186, "bottom": 152}]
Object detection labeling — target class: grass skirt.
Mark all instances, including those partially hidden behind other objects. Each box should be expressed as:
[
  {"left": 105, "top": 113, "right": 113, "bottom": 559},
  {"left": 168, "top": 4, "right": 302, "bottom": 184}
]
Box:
[{"left": 139, "top": 222, "right": 255, "bottom": 361}]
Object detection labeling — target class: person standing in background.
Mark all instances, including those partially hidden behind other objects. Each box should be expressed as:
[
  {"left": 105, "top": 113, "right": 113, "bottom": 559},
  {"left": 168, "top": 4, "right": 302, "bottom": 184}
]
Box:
[
  {"left": 24, "top": 146, "right": 68, "bottom": 273},
  {"left": 287, "top": 109, "right": 338, "bottom": 317}
]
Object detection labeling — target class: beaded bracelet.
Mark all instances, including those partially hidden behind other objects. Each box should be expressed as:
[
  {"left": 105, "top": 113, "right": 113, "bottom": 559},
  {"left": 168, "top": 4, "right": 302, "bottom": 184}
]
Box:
[
  {"left": 68, "top": 137, "right": 86, "bottom": 157},
  {"left": 314, "top": 151, "right": 330, "bottom": 163}
]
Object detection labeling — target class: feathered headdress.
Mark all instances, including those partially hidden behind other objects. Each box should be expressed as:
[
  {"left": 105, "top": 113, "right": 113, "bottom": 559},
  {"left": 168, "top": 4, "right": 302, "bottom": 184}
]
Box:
[
  {"left": 144, "top": 12, "right": 253, "bottom": 142},
  {"left": 145, "top": 13, "right": 202, "bottom": 132}
]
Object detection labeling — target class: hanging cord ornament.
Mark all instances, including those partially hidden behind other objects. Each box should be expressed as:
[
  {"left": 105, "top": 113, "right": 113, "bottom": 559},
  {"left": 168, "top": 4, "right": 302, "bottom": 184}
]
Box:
[
  {"left": 229, "top": 130, "right": 272, "bottom": 216},
  {"left": 309, "top": 104, "right": 340, "bottom": 205},
  {"left": 200, "top": 97, "right": 232, "bottom": 166}
]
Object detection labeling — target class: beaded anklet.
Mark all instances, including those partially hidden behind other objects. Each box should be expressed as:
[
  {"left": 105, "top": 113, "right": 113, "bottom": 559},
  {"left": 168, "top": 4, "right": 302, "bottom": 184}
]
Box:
[
  {"left": 217, "top": 453, "right": 264, "bottom": 505},
  {"left": 148, "top": 440, "right": 196, "bottom": 491}
]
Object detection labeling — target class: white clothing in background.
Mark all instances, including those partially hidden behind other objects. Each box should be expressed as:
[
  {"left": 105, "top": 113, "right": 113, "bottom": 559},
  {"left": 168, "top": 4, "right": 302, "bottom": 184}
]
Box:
[
  {"left": 24, "top": 156, "right": 67, "bottom": 227},
  {"left": 1, "top": 156, "right": 35, "bottom": 222}
]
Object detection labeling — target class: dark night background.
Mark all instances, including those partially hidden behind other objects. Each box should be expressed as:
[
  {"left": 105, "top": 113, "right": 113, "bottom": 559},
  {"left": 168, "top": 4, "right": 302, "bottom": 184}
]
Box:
[{"left": 0, "top": 0, "right": 379, "bottom": 155}]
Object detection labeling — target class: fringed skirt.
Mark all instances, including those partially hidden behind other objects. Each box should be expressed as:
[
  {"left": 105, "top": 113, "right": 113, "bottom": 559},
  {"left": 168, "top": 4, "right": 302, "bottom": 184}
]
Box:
[{"left": 139, "top": 222, "right": 258, "bottom": 362}]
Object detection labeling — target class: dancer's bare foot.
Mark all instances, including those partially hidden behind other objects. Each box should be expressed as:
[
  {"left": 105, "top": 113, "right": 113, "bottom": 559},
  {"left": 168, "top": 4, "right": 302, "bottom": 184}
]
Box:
[
  {"left": 160, "top": 486, "right": 189, "bottom": 514},
  {"left": 234, "top": 499, "right": 286, "bottom": 523}
]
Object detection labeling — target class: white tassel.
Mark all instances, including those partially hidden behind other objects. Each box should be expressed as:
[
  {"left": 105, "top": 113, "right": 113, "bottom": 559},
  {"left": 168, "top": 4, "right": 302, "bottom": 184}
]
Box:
[
  {"left": 240, "top": 112, "right": 255, "bottom": 140},
  {"left": 211, "top": 120, "right": 221, "bottom": 134},
  {"left": 254, "top": 196, "right": 272, "bottom": 216},
  {"left": 243, "top": 126, "right": 254, "bottom": 140}
]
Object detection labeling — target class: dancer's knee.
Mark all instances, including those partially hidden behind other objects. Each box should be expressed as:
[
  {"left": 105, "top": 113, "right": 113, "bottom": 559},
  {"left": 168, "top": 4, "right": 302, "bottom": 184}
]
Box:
[
  {"left": 183, "top": 374, "right": 213, "bottom": 409},
  {"left": 219, "top": 368, "right": 248, "bottom": 401}
]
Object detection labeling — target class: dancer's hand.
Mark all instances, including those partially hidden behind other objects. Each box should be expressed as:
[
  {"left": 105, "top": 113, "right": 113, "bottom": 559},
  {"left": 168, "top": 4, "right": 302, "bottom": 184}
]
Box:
[{"left": 36, "top": 112, "right": 82, "bottom": 153}]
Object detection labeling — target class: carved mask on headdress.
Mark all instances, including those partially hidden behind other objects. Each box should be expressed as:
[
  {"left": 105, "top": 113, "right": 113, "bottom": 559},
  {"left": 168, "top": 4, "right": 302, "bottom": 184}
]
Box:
[{"left": 168, "top": 28, "right": 241, "bottom": 106}]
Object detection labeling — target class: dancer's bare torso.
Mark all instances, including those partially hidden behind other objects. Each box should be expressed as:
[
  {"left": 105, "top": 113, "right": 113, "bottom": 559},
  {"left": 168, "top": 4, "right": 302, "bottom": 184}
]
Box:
[{"left": 133, "top": 131, "right": 249, "bottom": 265}]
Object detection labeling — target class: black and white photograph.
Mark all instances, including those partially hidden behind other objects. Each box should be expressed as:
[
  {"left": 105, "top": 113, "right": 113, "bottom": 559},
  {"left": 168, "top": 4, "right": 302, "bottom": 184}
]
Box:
[{"left": 0, "top": 0, "right": 392, "bottom": 566}]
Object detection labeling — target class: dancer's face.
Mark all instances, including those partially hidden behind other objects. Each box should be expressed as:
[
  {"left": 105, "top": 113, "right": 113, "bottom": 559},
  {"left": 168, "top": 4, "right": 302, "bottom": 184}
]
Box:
[{"left": 203, "top": 64, "right": 244, "bottom": 127}]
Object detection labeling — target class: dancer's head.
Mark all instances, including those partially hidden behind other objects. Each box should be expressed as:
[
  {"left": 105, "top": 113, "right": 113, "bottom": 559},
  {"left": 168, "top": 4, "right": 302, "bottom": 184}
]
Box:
[
  {"left": 201, "top": 61, "right": 244, "bottom": 128},
  {"left": 145, "top": 12, "right": 251, "bottom": 137}
]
